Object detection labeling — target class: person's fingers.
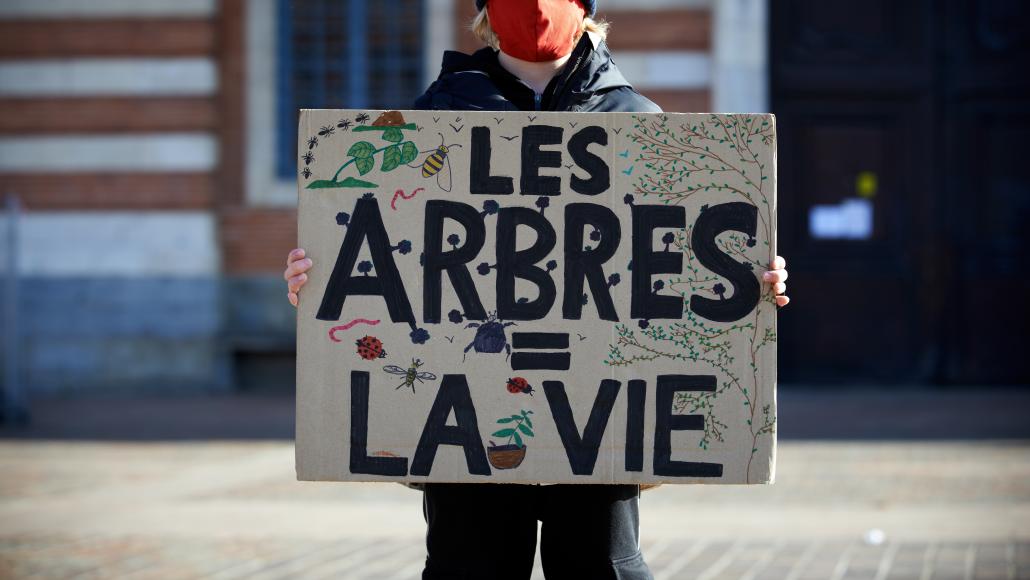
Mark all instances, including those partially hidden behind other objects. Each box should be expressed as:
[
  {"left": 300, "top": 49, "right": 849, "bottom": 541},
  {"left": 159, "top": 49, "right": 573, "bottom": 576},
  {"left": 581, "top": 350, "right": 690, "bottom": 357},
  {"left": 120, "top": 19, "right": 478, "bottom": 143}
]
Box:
[
  {"left": 762, "top": 269, "right": 788, "bottom": 284},
  {"left": 775, "top": 295, "right": 790, "bottom": 307},
  {"left": 288, "top": 292, "right": 299, "bottom": 307},
  {"left": 283, "top": 258, "right": 313, "bottom": 280},
  {"left": 287, "top": 248, "right": 305, "bottom": 266},
  {"left": 771, "top": 255, "right": 786, "bottom": 270},
  {"left": 287, "top": 273, "right": 308, "bottom": 293},
  {"left": 773, "top": 282, "right": 786, "bottom": 295}
]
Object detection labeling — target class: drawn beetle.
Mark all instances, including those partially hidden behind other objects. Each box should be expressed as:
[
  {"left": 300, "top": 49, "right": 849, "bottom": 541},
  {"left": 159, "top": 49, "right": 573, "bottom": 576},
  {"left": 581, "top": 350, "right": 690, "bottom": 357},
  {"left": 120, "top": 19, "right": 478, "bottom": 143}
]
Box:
[
  {"left": 506, "top": 377, "right": 534, "bottom": 396},
  {"left": 462, "top": 311, "right": 516, "bottom": 361},
  {"left": 355, "top": 335, "right": 387, "bottom": 361}
]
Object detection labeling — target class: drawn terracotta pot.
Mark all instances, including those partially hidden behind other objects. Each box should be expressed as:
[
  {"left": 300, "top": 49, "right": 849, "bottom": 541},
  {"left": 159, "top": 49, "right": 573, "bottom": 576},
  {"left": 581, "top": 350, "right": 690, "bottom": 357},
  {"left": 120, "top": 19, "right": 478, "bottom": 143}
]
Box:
[{"left": 487, "top": 444, "right": 526, "bottom": 470}]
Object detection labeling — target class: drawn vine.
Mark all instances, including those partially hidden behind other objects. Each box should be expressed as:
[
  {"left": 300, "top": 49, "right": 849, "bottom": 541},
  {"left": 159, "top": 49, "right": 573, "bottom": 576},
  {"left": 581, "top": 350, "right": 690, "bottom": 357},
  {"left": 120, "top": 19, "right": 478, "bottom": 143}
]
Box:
[{"left": 605, "top": 114, "right": 777, "bottom": 482}]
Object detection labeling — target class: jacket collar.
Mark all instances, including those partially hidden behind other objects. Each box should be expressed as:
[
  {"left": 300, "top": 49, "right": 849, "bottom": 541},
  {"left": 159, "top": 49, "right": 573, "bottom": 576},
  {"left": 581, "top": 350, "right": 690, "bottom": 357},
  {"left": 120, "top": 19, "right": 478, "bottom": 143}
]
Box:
[{"left": 436, "top": 32, "right": 632, "bottom": 111}]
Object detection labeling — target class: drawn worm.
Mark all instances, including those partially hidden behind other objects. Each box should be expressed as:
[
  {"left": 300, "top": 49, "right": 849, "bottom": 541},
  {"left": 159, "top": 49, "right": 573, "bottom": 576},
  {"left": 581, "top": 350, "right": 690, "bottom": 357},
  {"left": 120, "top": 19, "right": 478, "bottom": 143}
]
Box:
[
  {"left": 391, "top": 187, "right": 424, "bottom": 210},
  {"left": 328, "top": 319, "right": 381, "bottom": 342}
]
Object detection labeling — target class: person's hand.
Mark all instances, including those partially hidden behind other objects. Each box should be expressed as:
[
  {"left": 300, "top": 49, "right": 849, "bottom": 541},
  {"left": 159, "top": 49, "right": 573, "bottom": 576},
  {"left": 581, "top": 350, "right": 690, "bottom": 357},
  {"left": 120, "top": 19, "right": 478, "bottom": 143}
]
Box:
[
  {"left": 763, "top": 256, "right": 789, "bottom": 307},
  {"left": 284, "top": 249, "right": 788, "bottom": 307},
  {"left": 284, "top": 248, "right": 313, "bottom": 307}
]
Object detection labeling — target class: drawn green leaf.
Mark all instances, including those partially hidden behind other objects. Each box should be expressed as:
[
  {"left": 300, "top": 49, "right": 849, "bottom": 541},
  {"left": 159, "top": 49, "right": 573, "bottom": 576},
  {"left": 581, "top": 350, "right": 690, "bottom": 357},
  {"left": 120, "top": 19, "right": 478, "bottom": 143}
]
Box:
[
  {"left": 348, "top": 141, "right": 375, "bottom": 159},
  {"left": 517, "top": 423, "right": 534, "bottom": 437},
  {"left": 355, "top": 156, "right": 374, "bottom": 175},
  {"left": 513, "top": 431, "right": 523, "bottom": 447},
  {"left": 306, "top": 176, "right": 377, "bottom": 189},
  {"left": 380, "top": 145, "right": 402, "bottom": 172},
  {"left": 521, "top": 414, "right": 533, "bottom": 429},
  {"left": 492, "top": 428, "right": 515, "bottom": 438},
  {"left": 382, "top": 127, "right": 404, "bottom": 143},
  {"left": 496, "top": 417, "right": 515, "bottom": 424},
  {"left": 400, "top": 141, "right": 418, "bottom": 164}
]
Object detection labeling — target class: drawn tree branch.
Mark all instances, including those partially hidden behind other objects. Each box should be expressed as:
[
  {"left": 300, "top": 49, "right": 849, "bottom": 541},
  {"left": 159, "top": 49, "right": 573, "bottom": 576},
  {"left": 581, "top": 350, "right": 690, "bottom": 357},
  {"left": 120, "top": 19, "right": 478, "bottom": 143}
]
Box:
[{"left": 605, "top": 114, "right": 777, "bottom": 482}]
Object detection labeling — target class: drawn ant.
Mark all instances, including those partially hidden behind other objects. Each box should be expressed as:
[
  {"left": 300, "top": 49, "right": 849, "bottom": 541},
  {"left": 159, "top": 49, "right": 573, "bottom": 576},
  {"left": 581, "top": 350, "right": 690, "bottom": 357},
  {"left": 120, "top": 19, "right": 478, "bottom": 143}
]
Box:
[
  {"left": 461, "top": 311, "right": 516, "bottom": 362},
  {"left": 301, "top": 167, "right": 312, "bottom": 179},
  {"left": 301, "top": 151, "right": 314, "bottom": 165},
  {"left": 318, "top": 125, "right": 335, "bottom": 138},
  {"left": 412, "top": 133, "right": 462, "bottom": 192}
]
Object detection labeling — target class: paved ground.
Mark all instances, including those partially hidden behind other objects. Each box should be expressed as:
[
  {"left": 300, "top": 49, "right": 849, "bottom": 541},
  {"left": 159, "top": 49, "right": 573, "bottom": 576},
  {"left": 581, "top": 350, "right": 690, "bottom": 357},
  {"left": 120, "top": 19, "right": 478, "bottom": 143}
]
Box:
[{"left": 0, "top": 440, "right": 1027, "bottom": 579}]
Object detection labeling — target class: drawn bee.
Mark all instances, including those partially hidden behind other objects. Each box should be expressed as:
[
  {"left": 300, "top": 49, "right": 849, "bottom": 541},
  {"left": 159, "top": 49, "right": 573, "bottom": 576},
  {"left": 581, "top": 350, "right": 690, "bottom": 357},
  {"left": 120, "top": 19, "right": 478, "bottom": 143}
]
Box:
[
  {"left": 383, "top": 358, "right": 437, "bottom": 393},
  {"left": 318, "top": 125, "right": 335, "bottom": 138},
  {"left": 307, "top": 136, "right": 318, "bottom": 150},
  {"left": 301, "top": 167, "right": 312, "bottom": 179},
  {"left": 418, "top": 133, "right": 463, "bottom": 192},
  {"left": 302, "top": 151, "right": 314, "bottom": 165}
]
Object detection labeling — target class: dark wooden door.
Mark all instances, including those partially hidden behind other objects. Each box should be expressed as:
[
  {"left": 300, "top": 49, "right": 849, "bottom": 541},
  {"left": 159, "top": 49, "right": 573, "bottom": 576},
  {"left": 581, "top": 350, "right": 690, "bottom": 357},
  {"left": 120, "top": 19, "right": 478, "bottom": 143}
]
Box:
[
  {"left": 771, "top": 0, "right": 1030, "bottom": 384},
  {"left": 940, "top": 0, "right": 1030, "bottom": 383}
]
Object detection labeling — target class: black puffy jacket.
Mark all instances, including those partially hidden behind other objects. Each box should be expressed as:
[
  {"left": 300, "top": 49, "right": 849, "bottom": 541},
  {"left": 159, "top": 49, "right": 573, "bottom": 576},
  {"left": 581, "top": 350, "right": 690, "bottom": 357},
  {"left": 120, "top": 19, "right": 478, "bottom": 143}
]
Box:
[{"left": 413, "top": 32, "right": 661, "bottom": 114}]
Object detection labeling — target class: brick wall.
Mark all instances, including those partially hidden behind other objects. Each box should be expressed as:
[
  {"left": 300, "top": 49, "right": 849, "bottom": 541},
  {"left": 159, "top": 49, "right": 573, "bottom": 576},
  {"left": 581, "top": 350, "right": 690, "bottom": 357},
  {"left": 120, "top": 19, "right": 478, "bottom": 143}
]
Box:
[{"left": 220, "top": 208, "right": 298, "bottom": 275}]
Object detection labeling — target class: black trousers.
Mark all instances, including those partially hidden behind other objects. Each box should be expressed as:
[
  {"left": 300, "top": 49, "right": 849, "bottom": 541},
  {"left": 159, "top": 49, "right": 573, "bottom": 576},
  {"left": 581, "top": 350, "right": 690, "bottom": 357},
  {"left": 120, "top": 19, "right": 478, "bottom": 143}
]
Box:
[{"left": 422, "top": 483, "right": 653, "bottom": 580}]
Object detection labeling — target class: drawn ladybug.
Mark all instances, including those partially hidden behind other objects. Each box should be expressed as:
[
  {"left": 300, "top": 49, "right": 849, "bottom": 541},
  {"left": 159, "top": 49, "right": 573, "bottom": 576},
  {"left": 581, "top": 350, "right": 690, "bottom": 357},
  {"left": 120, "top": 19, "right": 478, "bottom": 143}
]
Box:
[
  {"left": 355, "top": 335, "right": 387, "bottom": 360},
  {"left": 506, "top": 377, "right": 534, "bottom": 396}
]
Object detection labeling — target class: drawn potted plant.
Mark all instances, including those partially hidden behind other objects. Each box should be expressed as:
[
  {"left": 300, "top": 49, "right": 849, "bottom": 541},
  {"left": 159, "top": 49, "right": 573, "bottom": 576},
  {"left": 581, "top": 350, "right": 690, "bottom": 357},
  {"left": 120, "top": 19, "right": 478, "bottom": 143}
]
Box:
[
  {"left": 488, "top": 410, "right": 534, "bottom": 469},
  {"left": 307, "top": 111, "right": 419, "bottom": 189}
]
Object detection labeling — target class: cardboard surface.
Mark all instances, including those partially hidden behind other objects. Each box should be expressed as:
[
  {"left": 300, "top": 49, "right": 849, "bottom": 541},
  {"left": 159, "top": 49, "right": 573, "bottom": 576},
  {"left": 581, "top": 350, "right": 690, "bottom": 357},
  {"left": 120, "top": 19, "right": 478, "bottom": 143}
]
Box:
[{"left": 296, "top": 110, "right": 777, "bottom": 484}]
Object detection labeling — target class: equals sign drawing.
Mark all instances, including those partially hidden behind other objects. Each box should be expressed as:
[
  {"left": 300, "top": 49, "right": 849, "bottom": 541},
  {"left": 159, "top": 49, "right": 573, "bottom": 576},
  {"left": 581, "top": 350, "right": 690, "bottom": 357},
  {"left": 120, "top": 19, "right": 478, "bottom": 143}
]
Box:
[{"left": 510, "top": 332, "right": 571, "bottom": 370}]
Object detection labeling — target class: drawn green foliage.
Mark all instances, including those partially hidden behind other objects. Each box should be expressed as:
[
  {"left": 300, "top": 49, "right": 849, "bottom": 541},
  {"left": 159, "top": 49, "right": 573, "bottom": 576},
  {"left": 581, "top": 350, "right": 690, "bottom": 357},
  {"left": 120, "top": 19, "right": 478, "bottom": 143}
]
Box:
[
  {"left": 492, "top": 410, "right": 535, "bottom": 448},
  {"left": 520, "top": 410, "right": 533, "bottom": 429},
  {"left": 334, "top": 137, "right": 417, "bottom": 180},
  {"left": 319, "top": 116, "right": 422, "bottom": 185},
  {"left": 381, "top": 145, "right": 402, "bottom": 172},
  {"left": 355, "top": 156, "right": 375, "bottom": 175},
  {"left": 605, "top": 114, "right": 778, "bottom": 483},
  {"left": 400, "top": 141, "right": 418, "bottom": 164},
  {"left": 347, "top": 141, "right": 375, "bottom": 159},
  {"left": 307, "top": 176, "right": 378, "bottom": 189},
  {"left": 519, "top": 410, "right": 535, "bottom": 428}
]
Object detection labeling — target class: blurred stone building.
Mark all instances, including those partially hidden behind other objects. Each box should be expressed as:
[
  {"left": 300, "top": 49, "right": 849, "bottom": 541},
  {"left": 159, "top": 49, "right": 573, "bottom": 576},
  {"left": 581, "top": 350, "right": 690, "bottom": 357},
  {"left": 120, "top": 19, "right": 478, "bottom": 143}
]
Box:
[{"left": 0, "top": 0, "right": 1026, "bottom": 392}]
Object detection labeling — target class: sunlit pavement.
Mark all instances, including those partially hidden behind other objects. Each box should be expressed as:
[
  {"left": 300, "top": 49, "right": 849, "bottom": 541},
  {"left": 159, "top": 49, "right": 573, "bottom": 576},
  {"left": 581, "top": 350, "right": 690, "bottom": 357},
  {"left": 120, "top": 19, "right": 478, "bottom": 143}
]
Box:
[{"left": 1, "top": 440, "right": 1027, "bottom": 579}]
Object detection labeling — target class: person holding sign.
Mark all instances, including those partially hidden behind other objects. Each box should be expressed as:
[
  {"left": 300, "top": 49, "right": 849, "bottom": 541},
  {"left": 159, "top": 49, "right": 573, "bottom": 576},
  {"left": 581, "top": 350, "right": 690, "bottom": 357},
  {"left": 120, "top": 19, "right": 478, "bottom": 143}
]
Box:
[{"left": 285, "top": 1, "right": 790, "bottom": 578}]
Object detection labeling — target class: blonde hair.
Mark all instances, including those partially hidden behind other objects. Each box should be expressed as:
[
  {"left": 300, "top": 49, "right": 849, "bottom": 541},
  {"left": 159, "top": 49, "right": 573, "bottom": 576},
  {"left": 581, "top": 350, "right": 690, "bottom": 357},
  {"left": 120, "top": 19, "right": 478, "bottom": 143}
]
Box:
[{"left": 471, "top": 8, "right": 609, "bottom": 51}]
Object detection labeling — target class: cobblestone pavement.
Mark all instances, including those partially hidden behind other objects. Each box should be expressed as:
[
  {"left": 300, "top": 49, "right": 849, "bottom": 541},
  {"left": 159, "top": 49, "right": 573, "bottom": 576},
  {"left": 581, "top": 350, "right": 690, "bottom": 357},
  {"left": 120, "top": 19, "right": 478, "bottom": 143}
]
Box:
[{"left": 0, "top": 441, "right": 1027, "bottom": 579}]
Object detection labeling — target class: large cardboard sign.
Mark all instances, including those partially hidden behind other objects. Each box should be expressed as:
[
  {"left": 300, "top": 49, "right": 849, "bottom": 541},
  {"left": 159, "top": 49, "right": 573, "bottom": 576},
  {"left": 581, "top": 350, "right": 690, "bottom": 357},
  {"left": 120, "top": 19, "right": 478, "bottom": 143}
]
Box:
[{"left": 296, "top": 110, "right": 777, "bottom": 484}]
